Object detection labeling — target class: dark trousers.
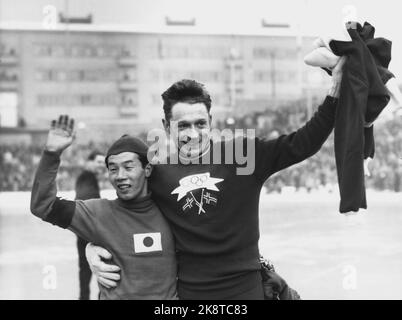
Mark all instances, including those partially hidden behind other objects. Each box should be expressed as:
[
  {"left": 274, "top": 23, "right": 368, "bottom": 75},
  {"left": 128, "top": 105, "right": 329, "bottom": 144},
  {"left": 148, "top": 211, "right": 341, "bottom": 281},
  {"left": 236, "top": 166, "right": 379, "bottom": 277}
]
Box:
[
  {"left": 77, "top": 236, "right": 92, "bottom": 300},
  {"left": 178, "top": 271, "right": 265, "bottom": 300}
]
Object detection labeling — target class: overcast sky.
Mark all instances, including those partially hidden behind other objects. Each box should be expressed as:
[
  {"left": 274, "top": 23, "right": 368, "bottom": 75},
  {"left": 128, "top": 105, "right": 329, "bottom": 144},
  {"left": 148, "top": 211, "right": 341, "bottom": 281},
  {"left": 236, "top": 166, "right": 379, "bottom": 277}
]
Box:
[{"left": 1, "top": 0, "right": 401, "bottom": 78}]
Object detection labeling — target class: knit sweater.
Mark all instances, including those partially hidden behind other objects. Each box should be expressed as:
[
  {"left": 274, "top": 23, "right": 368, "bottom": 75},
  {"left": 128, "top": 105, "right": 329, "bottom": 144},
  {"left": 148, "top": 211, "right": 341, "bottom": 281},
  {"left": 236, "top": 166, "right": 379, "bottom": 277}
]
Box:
[
  {"left": 329, "top": 22, "right": 392, "bottom": 212},
  {"left": 149, "top": 96, "right": 337, "bottom": 299},
  {"left": 30, "top": 151, "right": 178, "bottom": 300}
]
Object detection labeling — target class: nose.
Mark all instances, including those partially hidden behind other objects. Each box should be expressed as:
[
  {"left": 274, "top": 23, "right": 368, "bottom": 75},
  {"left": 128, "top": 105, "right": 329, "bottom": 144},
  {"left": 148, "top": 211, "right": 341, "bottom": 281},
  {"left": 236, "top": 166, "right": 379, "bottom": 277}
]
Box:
[
  {"left": 116, "top": 167, "right": 127, "bottom": 180},
  {"left": 184, "top": 126, "right": 199, "bottom": 141}
]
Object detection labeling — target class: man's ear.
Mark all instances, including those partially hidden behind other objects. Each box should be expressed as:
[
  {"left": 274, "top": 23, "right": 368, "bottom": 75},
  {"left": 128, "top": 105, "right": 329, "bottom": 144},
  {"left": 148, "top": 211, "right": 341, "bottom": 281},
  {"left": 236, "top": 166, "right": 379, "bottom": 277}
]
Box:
[
  {"left": 144, "top": 163, "right": 153, "bottom": 178},
  {"left": 162, "top": 119, "right": 170, "bottom": 134}
]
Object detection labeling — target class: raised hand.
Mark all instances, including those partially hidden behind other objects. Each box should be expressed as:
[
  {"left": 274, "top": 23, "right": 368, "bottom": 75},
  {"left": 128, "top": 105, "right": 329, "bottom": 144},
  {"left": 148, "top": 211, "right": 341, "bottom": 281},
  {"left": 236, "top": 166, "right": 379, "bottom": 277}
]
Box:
[{"left": 45, "top": 115, "right": 75, "bottom": 154}]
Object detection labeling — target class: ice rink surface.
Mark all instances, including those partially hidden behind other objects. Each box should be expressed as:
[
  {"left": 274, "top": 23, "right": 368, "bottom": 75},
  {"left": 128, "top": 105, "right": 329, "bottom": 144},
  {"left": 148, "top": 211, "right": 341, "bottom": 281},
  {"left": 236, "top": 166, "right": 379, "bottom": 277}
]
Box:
[{"left": 0, "top": 189, "right": 401, "bottom": 300}]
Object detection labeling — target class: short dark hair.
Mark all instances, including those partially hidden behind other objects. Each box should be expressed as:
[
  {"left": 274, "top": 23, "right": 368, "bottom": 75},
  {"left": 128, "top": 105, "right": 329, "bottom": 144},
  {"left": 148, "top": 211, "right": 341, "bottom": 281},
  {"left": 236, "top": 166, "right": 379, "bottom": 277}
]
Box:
[
  {"left": 87, "top": 150, "right": 103, "bottom": 161},
  {"left": 137, "top": 155, "right": 149, "bottom": 169},
  {"left": 161, "top": 79, "right": 212, "bottom": 121}
]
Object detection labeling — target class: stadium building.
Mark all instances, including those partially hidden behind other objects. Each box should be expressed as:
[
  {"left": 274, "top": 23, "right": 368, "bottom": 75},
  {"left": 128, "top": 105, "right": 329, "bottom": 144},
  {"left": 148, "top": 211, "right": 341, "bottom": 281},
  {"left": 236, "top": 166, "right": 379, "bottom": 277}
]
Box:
[{"left": 0, "top": 12, "right": 331, "bottom": 144}]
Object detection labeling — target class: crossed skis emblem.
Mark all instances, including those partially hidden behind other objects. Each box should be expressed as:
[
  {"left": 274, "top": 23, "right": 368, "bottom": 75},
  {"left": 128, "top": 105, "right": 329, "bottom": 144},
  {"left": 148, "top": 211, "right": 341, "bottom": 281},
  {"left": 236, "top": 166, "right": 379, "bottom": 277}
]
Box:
[{"left": 171, "top": 173, "right": 223, "bottom": 215}]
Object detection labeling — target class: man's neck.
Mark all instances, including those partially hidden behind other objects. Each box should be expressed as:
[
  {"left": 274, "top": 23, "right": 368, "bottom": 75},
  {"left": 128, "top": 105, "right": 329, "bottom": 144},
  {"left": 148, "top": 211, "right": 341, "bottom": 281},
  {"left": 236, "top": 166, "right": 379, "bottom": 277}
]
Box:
[
  {"left": 116, "top": 191, "right": 153, "bottom": 212},
  {"left": 178, "top": 140, "right": 211, "bottom": 163}
]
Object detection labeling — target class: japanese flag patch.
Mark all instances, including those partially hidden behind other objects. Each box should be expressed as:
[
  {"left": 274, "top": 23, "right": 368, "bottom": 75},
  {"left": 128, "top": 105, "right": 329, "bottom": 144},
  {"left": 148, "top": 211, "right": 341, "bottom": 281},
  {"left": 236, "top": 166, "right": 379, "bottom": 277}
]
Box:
[{"left": 133, "top": 232, "right": 162, "bottom": 253}]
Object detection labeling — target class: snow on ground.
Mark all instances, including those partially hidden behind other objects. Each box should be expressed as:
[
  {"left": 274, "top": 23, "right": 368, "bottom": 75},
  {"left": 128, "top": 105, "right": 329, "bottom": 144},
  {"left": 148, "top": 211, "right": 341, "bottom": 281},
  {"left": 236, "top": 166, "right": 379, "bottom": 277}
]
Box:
[{"left": 0, "top": 190, "right": 401, "bottom": 299}]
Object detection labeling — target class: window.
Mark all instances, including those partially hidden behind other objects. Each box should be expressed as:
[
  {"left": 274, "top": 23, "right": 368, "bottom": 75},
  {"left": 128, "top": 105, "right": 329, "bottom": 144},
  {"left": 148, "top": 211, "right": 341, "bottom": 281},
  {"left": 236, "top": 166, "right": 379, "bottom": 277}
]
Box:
[
  {"left": 254, "top": 71, "right": 270, "bottom": 82},
  {"left": 96, "top": 46, "right": 105, "bottom": 57},
  {"left": 121, "top": 92, "right": 138, "bottom": 106},
  {"left": 52, "top": 45, "right": 65, "bottom": 57},
  {"left": 253, "top": 47, "right": 271, "bottom": 59},
  {"left": 84, "top": 46, "right": 94, "bottom": 57},
  {"left": 71, "top": 45, "right": 84, "bottom": 57},
  {"left": 33, "top": 44, "right": 51, "bottom": 56},
  {"left": 37, "top": 94, "right": 118, "bottom": 106},
  {"left": 120, "top": 67, "right": 137, "bottom": 81},
  {"left": 55, "top": 70, "right": 67, "bottom": 81}
]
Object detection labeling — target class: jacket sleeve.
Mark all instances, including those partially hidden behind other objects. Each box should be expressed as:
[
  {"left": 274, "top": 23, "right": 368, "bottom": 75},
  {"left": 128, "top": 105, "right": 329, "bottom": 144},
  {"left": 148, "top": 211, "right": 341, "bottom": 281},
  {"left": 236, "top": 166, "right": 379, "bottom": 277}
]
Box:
[
  {"left": 30, "top": 150, "right": 99, "bottom": 242},
  {"left": 253, "top": 96, "right": 337, "bottom": 182}
]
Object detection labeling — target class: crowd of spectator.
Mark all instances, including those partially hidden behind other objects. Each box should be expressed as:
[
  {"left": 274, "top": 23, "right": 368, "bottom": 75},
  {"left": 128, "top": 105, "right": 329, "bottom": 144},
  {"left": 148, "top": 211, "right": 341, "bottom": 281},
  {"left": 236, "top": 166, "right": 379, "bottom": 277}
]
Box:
[
  {"left": 0, "top": 142, "right": 111, "bottom": 191},
  {"left": 1, "top": 102, "right": 401, "bottom": 193},
  {"left": 216, "top": 99, "right": 402, "bottom": 193}
]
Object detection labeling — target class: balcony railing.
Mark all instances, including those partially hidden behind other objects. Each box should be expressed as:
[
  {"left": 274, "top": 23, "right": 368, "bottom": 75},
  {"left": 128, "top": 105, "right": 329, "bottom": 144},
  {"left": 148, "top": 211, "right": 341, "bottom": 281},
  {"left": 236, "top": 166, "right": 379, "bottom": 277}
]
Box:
[
  {"left": 0, "top": 80, "right": 18, "bottom": 91},
  {"left": 119, "top": 105, "right": 138, "bottom": 116},
  {"left": 118, "top": 81, "right": 137, "bottom": 91},
  {"left": 0, "top": 56, "right": 19, "bottom": 66},
  {"left": 117, "top": 56, "right": 137, "bottom": 67}
]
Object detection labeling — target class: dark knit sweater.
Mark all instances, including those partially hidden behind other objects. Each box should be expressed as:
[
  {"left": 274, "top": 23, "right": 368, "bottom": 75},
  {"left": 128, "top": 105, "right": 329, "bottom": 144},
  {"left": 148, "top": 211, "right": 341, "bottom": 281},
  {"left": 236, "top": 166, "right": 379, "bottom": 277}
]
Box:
[
  {"left": 30, "top": 151, "right": 178, "bottom": 300},
  {"left": 149, "top": 96, "right": 337, "bottom": 299},
  {"left": 329, "top": 21, "right": 392, "bottom": 212}
]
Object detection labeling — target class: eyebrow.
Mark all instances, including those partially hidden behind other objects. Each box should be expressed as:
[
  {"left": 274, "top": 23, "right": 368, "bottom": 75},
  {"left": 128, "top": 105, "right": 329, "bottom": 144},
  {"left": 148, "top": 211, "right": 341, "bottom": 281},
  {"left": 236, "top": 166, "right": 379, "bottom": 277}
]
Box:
[
  {"left": 108, "top": 160, "right": 136, "bottom": 166},
  {"left": 178, "top": 119, "right": 207, "bottom": 124}
]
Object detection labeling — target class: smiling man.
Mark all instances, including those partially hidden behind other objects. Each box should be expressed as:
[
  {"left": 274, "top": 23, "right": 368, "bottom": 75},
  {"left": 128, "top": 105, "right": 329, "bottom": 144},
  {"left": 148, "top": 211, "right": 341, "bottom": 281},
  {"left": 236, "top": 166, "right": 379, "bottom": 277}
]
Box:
[
  {"left": 163, "top": 101, "right": 212, "bottom": 161},
  {"left": 30, "top": 116, "right": 177, "bottom": 300},
  {"left": 88, "top": 59, "right": 344, "bottom": 300}
]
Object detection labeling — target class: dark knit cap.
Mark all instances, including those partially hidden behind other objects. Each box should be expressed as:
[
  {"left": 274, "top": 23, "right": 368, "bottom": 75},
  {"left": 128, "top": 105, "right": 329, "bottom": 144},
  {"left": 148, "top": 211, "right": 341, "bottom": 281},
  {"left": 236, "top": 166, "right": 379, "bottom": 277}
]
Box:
[{"left": 105, "top": 135, "right": 149, "bottom": 167}]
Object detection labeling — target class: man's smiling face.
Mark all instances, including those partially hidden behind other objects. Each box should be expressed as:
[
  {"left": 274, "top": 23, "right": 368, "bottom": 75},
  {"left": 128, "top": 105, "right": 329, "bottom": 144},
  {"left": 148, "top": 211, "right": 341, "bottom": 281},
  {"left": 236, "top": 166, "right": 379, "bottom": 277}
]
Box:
[
  {"left": 164, "top": 102, "right": 212, "bottom": 158},
  {"left": 107, "top": 152, "right": 151, "bottom": 200}
]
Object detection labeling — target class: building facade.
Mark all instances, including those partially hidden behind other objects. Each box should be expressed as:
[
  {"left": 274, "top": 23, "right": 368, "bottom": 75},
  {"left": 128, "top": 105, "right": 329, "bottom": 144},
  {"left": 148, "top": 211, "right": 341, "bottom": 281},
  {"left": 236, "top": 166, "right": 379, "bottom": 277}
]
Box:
[{"left": 0, "top": 25, "right": 330, "bottom": 143}]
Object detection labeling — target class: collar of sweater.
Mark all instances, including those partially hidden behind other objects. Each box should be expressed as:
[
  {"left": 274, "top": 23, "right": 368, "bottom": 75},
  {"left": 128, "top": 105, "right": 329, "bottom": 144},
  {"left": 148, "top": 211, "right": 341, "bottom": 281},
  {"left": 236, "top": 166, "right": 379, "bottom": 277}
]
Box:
[
  {"left": 115, "top": 192, "right": 154, "bottom": 212},
  {"left": 178, "top": 140, "right": 211, "bottom": 163}
]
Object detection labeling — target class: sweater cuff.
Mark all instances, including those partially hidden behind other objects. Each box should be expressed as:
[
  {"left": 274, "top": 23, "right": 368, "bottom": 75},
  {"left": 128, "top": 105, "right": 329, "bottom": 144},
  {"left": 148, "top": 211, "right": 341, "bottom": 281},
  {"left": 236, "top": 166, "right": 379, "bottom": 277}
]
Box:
[
  {"left": 41, "top": 149, "right": 61, "bottom": 166},
  {"left": 317, "top": 95, "right": 338, "bottom": 121},
  {"left": 43, "top": 149, "right": 61, "bottom": 158}
]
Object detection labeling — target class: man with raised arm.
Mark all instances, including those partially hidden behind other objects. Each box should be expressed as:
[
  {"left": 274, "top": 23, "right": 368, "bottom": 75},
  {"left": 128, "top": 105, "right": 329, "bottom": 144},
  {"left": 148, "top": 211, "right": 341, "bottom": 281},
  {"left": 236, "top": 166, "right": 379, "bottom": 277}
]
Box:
[
  {"left": 30, "top": 116, "right": 177, "bottom": 300},
  {"left": 87, "top": 57, "right": 346, "bottom": 300}
]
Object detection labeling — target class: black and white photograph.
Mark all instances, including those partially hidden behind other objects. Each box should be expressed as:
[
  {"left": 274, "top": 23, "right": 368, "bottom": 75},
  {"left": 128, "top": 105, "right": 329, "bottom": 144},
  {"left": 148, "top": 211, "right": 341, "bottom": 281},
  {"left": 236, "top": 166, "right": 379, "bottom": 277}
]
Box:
[{"left": 0, "top": 0, "right": 401, "bottom": 302}]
